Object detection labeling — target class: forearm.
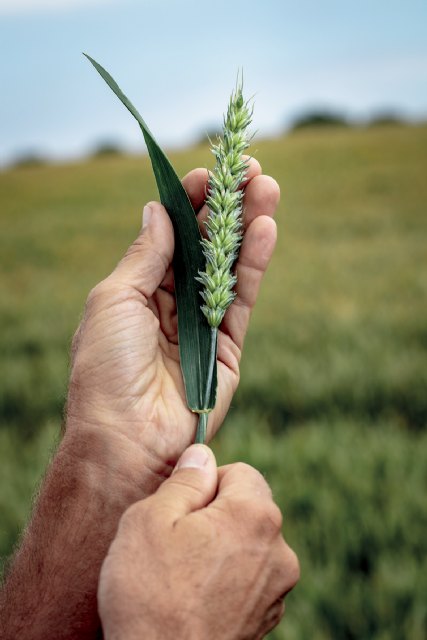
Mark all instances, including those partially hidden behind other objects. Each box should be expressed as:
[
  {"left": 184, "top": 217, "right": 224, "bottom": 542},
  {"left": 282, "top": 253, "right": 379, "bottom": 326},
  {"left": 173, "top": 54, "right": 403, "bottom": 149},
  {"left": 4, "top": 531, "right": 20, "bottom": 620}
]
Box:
[{"left": 0, "top": 424, "right": 157, "bottom": 640}]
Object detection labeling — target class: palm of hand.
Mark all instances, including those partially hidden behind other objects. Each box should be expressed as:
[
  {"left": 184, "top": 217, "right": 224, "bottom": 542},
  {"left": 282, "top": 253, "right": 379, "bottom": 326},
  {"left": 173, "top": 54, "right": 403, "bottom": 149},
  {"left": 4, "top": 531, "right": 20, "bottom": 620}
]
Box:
[
  {"left": 68, "top": 162, "right": 278, "bottom": 472},
  {"left": 71, "top": 264, "right": 240, "bottom": 460}
]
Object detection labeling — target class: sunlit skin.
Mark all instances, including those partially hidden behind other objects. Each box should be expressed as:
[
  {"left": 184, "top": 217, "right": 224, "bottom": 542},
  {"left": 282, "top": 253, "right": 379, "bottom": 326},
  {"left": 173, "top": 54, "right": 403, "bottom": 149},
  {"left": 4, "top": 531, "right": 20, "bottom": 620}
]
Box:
[
  {"left": 0, "top": 159, "right": 282, "bottom": 640},
  {"left": 66, "top": 157, "right": 280, "bottom": 491},
  {"left": 98, "top": 447, "right": 300, "bottom": 640}
]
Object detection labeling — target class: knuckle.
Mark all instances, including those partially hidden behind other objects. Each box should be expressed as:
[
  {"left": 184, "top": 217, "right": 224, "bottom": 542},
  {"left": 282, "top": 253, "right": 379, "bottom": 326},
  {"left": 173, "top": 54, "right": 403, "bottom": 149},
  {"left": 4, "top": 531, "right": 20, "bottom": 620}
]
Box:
[
  {"left": 86, "top": 279, "right": 113, "bottom": 310},
  {"left": 271, "top": 601, "right": 285, "bottom": 627},
  {"left": 278, "top": 543, "right": 300, "bottom": 591},
  {"left": 248, "top": 498, "right": 283, "bottom": 537},
  {"left": 123, "top": 234, "right": 145, "bottom": 259},
  {"left": 231, "top": 461, "right": 254, "bottom": 476},
  {"left": 233, "top": 462, "right": 256, "bottom": 474},
  {"left": 262, "top": 501, "right": 283, "bottom": 534},
  {"left": 286, "top": 546, "right": 301, "bottom": 586},
  {"left": 231, "top": 463, "right": 271, "bottom": 494},
  {"left": 227, "top": 494, "right": 282, "bottom": 539},
  {"left": 85, "top": 276, "right": 130, "bottom": 316},
  {"left": 257, "top": 600, "right": 285, "bottom": 638},
  {"left": 123, "top": 234, "right": 168, "bottom": 272}
]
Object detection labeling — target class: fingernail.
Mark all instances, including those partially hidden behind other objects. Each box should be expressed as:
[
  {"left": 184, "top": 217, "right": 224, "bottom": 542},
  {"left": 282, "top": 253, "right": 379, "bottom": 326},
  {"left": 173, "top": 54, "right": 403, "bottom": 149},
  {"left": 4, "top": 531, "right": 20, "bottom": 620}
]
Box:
[
  {"left": 174, "top": 445, "right": 210, "bottom": 472},
  {"left": 142, "top": 204, "right": 152, "bottom": 228}
]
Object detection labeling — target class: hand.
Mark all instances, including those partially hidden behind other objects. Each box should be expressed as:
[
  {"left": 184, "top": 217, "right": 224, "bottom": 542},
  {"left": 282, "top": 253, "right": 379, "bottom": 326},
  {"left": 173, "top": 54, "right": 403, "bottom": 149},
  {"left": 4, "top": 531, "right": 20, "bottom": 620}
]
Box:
[
  {"left": 0, "top": 164, "right": 280, "bottom": 640},
  {"left": 98, "top": 445, "right": 299, "bottom": 640},
  {"left": 65, "top": 159, "right": 279, "bottom": 494}
]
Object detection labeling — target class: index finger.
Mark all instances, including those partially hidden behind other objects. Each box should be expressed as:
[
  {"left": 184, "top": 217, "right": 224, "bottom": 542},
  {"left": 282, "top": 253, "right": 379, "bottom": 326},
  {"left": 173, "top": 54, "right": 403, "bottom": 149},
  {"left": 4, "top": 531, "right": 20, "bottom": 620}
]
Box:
[
  {"left": 216, "top": 462, "right": 273, "bottom": 501},
  {"left": 211, "top": 463, "right": 282, "bottom": 539}
]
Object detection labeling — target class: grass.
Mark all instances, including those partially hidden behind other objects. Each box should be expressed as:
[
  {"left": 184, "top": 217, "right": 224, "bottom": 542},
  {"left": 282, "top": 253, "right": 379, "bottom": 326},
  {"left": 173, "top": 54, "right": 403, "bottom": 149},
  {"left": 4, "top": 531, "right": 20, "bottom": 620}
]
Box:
[
  {"left": 0, "top": 123, "right": 426, "bottom": 638},
  {"left": 215, "top": 415, "right": 427, "bottom": 640}
]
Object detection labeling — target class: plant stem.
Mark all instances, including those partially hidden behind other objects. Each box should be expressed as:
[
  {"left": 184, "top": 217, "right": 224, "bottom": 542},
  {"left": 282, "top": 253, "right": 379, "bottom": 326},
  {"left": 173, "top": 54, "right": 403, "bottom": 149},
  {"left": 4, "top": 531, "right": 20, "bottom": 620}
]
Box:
[
  {"left": 195, "top": 413, "right": 208, "bottom": 445},
  {"left": 195, "top": 327, "right": 218, "bottom": 444}
]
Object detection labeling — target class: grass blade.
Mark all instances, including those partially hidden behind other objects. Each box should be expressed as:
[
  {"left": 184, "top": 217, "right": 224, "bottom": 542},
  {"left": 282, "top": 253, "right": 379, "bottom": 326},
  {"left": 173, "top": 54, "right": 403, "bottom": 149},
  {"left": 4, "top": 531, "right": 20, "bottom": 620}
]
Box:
[{"left": 84, "top": 54, "right": 216, "bottom": 411}]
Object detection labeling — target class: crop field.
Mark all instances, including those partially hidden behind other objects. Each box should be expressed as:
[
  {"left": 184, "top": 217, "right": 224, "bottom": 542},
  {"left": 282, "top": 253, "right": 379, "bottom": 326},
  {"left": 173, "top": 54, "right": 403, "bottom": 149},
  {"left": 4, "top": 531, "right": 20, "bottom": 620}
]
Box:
[{"left": 1, "top": 123, "right": 426, "bottom": 638}]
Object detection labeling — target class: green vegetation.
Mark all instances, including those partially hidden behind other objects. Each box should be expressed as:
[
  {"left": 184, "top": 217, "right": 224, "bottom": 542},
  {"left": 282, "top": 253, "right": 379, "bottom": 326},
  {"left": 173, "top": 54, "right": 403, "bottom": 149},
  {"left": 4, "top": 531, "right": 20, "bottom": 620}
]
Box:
[
  {"left": 289, "top": 110, "right": 349, "bottom": 131},
  {"left": 90, "top": 140, "right": 124, "bottom": 158},
  {"left": 1, "top": 124, "right": 426, "bottom": 638}
]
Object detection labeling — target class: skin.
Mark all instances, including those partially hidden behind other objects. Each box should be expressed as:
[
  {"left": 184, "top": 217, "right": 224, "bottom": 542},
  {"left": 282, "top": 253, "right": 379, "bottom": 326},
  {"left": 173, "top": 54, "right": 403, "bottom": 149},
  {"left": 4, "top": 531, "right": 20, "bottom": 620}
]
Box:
[
  {"left": 0, "top": 160, "right": 287, "bottom": 639},
  {"left": 99, "top": 445, "right": 300, "bottom": 640},
  {"left": 66, "top": 157, "right": 279, "bottom": 488}
]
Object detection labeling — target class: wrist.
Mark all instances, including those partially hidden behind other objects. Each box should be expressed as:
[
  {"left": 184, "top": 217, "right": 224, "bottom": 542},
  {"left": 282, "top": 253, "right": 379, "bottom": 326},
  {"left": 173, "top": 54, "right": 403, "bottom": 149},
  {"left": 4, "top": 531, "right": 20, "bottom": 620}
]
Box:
[
  {"left": 1, "top": 422, "right": 155, "bottom": 640},
  {"left": 102, "top": 609, "right": 211, "bottom": 640},
  {"left": 62, "top": 414, "right": 173, "bottom": 503}
]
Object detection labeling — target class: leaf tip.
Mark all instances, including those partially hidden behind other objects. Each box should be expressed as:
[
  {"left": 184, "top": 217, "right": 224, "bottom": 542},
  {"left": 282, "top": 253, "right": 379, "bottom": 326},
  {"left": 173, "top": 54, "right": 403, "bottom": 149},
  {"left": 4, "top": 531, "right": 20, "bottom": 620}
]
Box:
[{"left": 82, "top": 52, "right": 96, "bottom": 66}]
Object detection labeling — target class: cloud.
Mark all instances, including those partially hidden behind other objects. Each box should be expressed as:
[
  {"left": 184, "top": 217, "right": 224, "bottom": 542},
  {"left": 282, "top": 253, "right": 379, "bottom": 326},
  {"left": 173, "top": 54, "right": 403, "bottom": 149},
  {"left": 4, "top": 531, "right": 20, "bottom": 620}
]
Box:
[{"left": 0, "top": 0, "right": 114, "bottom": 15}]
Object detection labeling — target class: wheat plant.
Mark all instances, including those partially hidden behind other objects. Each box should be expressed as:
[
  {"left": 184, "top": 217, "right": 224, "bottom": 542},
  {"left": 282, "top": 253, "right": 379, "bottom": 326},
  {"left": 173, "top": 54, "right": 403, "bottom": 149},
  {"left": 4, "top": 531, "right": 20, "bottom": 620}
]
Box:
[
  {"left": 195, "top": 84, "right": 253, "bottom": 443},
  {"left": 85, "top": 56, "right": 253, "bottom": 446}
]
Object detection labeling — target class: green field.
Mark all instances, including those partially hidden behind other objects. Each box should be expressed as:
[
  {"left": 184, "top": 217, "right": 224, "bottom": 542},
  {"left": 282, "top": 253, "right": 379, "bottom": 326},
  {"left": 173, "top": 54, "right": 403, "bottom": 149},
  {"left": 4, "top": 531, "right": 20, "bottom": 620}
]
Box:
[{"left": 1, "top": 124, "right": 426, "bottom": 638}]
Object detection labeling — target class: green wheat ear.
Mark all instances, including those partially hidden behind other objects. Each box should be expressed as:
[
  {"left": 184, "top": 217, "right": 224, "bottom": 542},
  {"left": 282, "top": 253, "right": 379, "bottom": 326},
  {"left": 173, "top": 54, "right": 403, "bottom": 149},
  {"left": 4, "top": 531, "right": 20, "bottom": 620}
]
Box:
[
  {"left": 84, "top": 55, "right": 253, "bottom": 445},
  {"left": 194, "top": 78, "right": 253, "bottom": 444},
  {"left": 196, "top": 79, "right": 253, "bottom": 328}
]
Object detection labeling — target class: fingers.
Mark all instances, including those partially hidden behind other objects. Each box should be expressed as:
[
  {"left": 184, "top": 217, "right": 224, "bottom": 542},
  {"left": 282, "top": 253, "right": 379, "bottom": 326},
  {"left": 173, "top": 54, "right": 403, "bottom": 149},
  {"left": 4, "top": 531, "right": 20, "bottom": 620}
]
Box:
[
  {"left": 198, "top": 173, "right": 279, "bottom": 234},
  {"left": 212, "top": 462, "right": 299, "bottom": 636},
  {"left": 151, "top": 287, "right": 178, "bottom": 342},
  {"left": 241, "top": 174, "right": 280, "bottom": 229},
  {"left": 213, "top": 462, "right": 299, "bottom": 603},
  {"left": 158, "top": 162, "right": 277, "bottom": 300},
  {"left": 216, "top": 462, "right": 273, "bottom": 502},
  {"left": 182, "top": 156, "right": 262, "bottom": 215},
  {"left": 196, "top": 161, "right": 267, "bottom": 233},
  {"left": 212, "top": 463, "right": 286, "bottom": 544},
  {"left": 181, "top": 160, "right": 279, "bottom": 233},
  {"left": 181, "top": 167, "right": 210, "bottom": 212},
  {"left": 144, "top": 445, "right": 218, "bottom": 522},
  {"left": 278, "top": 543, "right": 301, "bottom": 596},
  {"left": 221, "top": 215, "right": 277, "bottom": 350},
  {"left": 110, "top": 202, "right": 174, "bottom": 300},
  {"left": 183, "top": 161, "right": 279, "bottom": 354},
  {"left": 214, "top": 463, "right": 281, "bottom": 537},
  {"left": 255, "top": 599, "right": 285, "bottom": 639}
]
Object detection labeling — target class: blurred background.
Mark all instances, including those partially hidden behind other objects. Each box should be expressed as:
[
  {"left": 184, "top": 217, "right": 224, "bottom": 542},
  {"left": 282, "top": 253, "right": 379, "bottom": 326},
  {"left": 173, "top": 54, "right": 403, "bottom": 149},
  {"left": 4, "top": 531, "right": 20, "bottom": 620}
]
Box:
[{"left": 1, "top": 0, "right": 426, "bottom": 638}]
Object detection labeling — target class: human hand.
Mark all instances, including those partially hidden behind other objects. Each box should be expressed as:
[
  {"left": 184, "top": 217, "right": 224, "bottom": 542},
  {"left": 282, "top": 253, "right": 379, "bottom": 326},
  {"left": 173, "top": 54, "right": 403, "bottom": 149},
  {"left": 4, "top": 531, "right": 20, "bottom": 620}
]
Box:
[
  {"left": 0, "top": 163, "right": 280, "bottom": 640},
  {"left": 98, "top": 445, "right": 299, "bottom": 640},
  {"left": 65, "top": 159, "right": 279, "bottom": 495}
]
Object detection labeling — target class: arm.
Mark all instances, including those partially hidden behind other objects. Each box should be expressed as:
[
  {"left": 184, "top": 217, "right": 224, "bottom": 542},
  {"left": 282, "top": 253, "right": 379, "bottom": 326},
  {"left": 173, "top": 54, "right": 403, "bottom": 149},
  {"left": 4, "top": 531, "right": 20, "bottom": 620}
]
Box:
[
  {"left": 0, "top": 161, "right": 279, "bottom": 639},
  {"left": 98, "top": 445, "right": 300, "bottom": 640},
  {"left": 0, "top": 430, "right": 151, "bottom": 640}
]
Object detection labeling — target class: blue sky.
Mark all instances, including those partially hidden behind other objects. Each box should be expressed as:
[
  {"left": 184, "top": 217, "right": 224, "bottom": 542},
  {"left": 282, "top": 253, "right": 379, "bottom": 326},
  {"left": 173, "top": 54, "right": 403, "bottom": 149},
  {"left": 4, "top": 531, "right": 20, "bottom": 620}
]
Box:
[{"left": 0, "top": 0, "right": 426, "bottom": 166}]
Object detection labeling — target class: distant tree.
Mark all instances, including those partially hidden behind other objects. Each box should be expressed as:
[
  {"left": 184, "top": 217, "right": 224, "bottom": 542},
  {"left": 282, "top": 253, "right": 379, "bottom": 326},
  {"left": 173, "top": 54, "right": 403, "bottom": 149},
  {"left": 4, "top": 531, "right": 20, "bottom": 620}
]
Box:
[
  {"left": 290, "top": 110, "right": 349, "bottom": 132},
  {"left": 91, "top": 141, "right": 124, "bottom": 158},
  {"left": 11, "top": 153, "right": 47, "bottom": 169},
  {"left": 367, "top": 111, "right": 405, "bottom": 127}
]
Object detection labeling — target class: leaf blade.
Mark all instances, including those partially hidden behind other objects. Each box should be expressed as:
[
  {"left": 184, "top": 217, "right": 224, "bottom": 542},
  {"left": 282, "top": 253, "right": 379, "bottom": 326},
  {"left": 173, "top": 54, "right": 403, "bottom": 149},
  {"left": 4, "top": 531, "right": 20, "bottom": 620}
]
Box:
[{"left": 84, "top": 54, "right": 216, "bottom": 411}]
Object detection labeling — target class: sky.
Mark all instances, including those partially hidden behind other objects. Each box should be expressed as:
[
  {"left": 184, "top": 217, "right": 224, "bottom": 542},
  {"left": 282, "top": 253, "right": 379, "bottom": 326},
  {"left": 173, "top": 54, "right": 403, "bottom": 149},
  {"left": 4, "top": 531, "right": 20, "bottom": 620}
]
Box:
[{"left": 0, "top": 0, "right": 426, "bottom": 166}]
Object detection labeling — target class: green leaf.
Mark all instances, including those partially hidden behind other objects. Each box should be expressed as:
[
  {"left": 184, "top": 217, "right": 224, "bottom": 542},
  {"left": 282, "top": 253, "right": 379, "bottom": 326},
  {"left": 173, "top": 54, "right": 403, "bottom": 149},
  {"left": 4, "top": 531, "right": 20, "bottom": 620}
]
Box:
[{"left": 84, "top": 54, "right": 216, "bottom": 411}]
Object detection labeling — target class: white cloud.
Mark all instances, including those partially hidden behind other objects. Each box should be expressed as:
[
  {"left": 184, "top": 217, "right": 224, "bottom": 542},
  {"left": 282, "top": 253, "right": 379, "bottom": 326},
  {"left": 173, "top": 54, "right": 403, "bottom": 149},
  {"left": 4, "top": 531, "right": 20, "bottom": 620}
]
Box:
[{"left": 0, "top": 0, "right": 114, "bottom": 15}]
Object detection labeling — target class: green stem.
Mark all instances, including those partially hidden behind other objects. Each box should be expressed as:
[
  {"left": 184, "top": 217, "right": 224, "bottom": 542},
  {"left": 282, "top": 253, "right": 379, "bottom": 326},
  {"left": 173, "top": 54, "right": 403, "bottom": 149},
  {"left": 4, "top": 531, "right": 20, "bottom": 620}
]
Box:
[
  {"left": 195, "top": 413, "right": 208, "bottom": 445},
  {"left": 195, "top": 327, "right": 218, "bottom": 444}
]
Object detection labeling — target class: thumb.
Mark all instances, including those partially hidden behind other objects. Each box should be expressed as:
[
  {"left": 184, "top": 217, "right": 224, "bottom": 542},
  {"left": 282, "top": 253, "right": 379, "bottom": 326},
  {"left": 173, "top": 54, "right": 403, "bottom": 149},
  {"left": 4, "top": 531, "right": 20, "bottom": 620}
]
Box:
[
  {"left": 113, "top": 201, "right": 174, "bottom": 298},
  {"left": 153, "top": 445, "right": 218, "bottom": 521}
]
